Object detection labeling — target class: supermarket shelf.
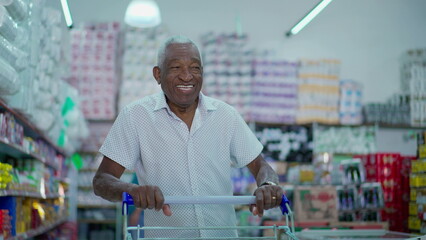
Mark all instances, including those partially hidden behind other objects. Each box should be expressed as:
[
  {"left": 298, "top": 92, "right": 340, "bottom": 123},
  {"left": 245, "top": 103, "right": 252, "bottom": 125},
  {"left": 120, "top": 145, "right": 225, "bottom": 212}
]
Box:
[
  {"left": 0, "top": 98, "right": 66, "bottom": 157},
  {"left": 314, "top": 121, "right": 426, "bottom": 130},
  {"left": 77, "top": 219, "right": 116, "bottom": 224},
  {"left": 6, "top": 216, "right": 68, "bottom": 240},
  {"left": 339, "top": 207, "right": 383, "bottom": 213},
  {"left": 0, "top": 189, "right": 62, "bottom": 199},
  {"left": 0, "top": 137, "right": 59, "bottom": 170},
  {"left": 252, "top": 121, "right": 313, "bottom": 127},
  {"left": 78, "top": 204, "right": 116, "bottom": 209}
]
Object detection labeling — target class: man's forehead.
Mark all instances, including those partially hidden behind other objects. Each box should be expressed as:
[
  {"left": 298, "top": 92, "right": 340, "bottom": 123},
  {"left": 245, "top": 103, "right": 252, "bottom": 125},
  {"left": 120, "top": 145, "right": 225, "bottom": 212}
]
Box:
[{"left": 165, "top": 44, "right": 201, "bottom": 59}]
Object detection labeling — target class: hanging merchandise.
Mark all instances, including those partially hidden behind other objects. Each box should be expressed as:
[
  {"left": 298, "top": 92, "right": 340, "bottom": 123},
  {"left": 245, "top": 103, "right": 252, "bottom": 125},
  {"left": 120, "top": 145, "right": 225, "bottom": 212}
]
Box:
[
  {"left": 69, "top": 22, "right": 121, "bottom": 120},
  {"left": 119, "top": 25, "right": 167, "bottom": 110},
  {"left": 251, "top": 58, "right": 298, "bottom": 124},
  {"left": 201, "top": 32, "right": 254, "bottom": 120},
  {"left": 297, "top": 59, "right": 341, "bottom": 124}
]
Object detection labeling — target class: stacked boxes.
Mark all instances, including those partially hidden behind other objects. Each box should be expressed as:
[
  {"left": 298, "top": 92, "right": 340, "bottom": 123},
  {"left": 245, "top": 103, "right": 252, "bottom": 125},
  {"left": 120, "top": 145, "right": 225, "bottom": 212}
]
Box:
[
  {"left": 363, "top": 94, "right": 411, "bottom": 126},
  {"left": 297, "top": 59, "right": 340, "bottom": 124},
  {"left": 410, "top": 131, "right": 426, "bottom": 233},
  {"left": 355, "top": 153, "right": 413, "bottom": 231},
  {"left": 400, "top": 49, "right": 426, "bottom": 127},
  {"left": 69, "top": 22, "right": 121, "bottom": 120},
  {"left": 409, "top": 64, "right": 426, "bottom": 127},
  {"left": 339, "top": 80, "right": 363, "bottom": 125},
  {"left": 375, "top": 153, "right": 407, "bottom": 232},
  {"left": 250, "top": 59, "right": 298, "bottom": 124},
  {"left": 119, "top": 26, "right": 167, "bottom": 110},
  {"left": 201, "top": 33, "right": 254, "bottom": 120}
]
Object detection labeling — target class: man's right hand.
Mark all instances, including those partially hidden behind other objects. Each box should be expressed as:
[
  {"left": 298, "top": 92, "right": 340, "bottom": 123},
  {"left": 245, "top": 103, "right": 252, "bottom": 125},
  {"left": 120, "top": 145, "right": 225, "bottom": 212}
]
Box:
[{"left": 128, "top": 184, "right": 172, "bottom": 216}]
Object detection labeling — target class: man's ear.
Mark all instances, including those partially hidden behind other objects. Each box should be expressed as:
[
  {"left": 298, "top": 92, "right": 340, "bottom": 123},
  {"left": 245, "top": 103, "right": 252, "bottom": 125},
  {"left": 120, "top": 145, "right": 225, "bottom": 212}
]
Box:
[{"left": 153, "top": 66, "right": 161, "bottom": 85}]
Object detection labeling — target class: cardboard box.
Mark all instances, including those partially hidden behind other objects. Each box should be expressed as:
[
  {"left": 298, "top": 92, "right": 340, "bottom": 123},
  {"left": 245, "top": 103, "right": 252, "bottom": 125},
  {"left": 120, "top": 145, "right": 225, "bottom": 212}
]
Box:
[{"left": 293, "top": 185, "right": 338, "bottom": 222}]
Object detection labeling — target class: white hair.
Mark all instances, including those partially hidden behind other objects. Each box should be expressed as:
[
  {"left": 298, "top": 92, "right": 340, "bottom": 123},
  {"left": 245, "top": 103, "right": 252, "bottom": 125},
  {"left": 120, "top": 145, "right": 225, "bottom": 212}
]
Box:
[{"left": 157, "top": 36, "right": 202, "bottom": 68}]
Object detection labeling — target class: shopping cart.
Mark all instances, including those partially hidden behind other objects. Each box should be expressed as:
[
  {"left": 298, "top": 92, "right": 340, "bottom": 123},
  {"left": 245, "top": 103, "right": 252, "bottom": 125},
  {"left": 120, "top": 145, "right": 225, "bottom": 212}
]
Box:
[{"left": 122, "top": 192, "right": 298, "bottom": 240}]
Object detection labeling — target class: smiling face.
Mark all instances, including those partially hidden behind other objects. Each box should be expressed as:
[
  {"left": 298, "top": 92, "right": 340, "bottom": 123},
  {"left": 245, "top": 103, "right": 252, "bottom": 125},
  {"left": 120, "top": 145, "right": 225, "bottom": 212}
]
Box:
[{"left": 153, "top": 43, "right": 203, "bottom": 111}]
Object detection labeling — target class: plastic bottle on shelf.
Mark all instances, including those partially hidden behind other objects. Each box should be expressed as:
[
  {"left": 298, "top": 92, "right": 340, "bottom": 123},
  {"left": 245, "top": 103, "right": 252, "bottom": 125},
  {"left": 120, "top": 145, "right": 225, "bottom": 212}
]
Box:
[
  {"left": 0, "top": 6, "right": 23, "bottom": 43},
  {"left": 0, "top": 0, "right": 28, "bottom": 22},
  {"left": 0, "top": 58, "right": 19, "bottom": 95},
  {"left": 0, "top": 34, "right": 28, "bottom": 71}
]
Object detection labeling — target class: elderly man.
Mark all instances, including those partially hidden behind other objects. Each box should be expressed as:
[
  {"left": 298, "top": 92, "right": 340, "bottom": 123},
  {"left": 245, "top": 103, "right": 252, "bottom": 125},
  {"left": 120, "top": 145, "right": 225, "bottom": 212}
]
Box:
[{"left": 93, "top": 35, "right": 283, "bottom": 238}]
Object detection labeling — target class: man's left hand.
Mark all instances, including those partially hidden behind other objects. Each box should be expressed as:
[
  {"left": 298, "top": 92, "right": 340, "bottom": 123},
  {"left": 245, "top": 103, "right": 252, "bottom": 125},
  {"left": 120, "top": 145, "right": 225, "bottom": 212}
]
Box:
[{"left": 251, "top": 184, "right": 284, "bottom": 217}]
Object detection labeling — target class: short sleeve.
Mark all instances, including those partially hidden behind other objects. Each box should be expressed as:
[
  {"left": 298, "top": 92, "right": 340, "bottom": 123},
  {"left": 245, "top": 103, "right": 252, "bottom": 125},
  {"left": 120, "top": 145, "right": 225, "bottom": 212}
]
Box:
[
  {"left": 99, "top": 106, "right": 140, "bottom": 170},
  {"left": 229, "top": 110, "right": 263, "bottom": 168}
]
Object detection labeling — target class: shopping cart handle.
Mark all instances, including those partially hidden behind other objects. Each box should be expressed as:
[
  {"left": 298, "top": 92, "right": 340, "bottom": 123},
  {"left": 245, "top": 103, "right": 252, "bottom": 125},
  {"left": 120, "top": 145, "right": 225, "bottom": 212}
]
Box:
[
  {"left": 122, "top": 192, "right": 291, "bottom": 215},
  {"left": 280, "top": 194, "right": 290, "bottom": 215}
]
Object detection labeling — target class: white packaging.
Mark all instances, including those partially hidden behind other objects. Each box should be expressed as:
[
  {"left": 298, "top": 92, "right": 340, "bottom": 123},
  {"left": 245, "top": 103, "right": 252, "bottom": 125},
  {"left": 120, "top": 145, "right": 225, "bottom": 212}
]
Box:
[
  {"left": 0, "top": 58, "right": 19, "bottom": 94},
  {"left": 0, "top": 34, "right": 27, "bottom": 71},
  {"left": 0, "top": 0, "right": 27, "bottom": 22},
  {"left": 0, "top": 6, "right": 21, "bottom": 42}
]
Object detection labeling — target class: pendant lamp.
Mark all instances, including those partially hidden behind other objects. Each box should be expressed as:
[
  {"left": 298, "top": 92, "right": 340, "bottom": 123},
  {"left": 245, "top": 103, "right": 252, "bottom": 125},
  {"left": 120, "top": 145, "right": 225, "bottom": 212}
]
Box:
[{"left": 124, "top": 0, "right": 161, "bottom": 28}]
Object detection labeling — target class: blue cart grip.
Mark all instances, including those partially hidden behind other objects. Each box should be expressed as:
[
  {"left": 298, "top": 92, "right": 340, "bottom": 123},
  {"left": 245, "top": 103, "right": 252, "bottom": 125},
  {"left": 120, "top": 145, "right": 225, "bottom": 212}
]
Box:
[
  {"left": 122, "top": 192, "right": 134, "bottom": 215},
  {"left": 280, "top": 194, "right": 290, "bottom": 215}
]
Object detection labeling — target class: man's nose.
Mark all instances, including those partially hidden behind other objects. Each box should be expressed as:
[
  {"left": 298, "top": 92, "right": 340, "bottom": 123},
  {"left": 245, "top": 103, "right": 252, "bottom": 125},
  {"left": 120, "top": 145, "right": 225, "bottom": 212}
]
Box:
[{"left": 179, "top": 67, "right": 193, "bottom": 81}]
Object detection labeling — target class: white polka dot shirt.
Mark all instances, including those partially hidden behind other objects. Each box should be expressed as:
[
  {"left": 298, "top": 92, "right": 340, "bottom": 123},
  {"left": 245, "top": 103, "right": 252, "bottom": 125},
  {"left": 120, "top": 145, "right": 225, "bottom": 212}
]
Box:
[{"left": 99, "top": 91, "right": 263, "bottom": 238}]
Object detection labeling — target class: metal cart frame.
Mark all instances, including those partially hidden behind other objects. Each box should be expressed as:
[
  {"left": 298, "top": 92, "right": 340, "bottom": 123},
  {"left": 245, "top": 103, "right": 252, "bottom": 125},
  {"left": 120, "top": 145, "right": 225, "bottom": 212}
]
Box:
[{"left": 121, "top": 192, "right": 298, "bottom": 240}]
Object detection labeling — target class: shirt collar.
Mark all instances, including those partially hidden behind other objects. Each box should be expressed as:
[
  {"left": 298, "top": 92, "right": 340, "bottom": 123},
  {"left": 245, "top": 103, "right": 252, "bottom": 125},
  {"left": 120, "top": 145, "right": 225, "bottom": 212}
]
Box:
[{"left": 153, "top": 91, "right": 217, "bottom": 112}]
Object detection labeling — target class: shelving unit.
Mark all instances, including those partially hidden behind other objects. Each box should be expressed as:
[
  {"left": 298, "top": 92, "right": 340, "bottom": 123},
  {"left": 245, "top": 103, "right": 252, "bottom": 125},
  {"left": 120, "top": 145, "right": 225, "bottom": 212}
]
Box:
[
  {"left": 0, "top": 99, "right": 69, "bottom": 239},
  {"left": 7, "top": 216, "right": 68, "bottom": 240}
]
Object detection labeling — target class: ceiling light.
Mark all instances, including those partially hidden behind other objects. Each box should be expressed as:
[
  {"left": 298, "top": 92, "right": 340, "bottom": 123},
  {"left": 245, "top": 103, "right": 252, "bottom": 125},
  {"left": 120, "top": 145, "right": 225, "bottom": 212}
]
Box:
[
  {"left": 124, "top": 0, "right": 161, "bottom": 28},
  {"left": 60, "top": 0, "right": 73, "bottom": 28},
  {"left": 286, "top": 0, "right": 333, "bottom": 37}
]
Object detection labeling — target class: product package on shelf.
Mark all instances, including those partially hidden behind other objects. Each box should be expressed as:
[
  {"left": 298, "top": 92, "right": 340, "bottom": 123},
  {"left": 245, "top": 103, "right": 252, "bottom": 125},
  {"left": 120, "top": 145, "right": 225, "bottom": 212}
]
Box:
[
  {"left": 339, "top": 79, "right": 363, "bottom": 125},
  {"left": 296, "top": 59, "right": 340, "bottom": 124},
  {"left": 314, "top": 125, "right": 376, "bottom": 155},
  {"left": 250, "top": 58, "right": 298, "bottom": 124},
  {"left": 312, "top": 152, "right": 333, "bottom": 185},
  {"left": 201, "top": 32, "right": 254, "bottom": 120},
  {"left": 0, "top": 0, "right": 28, "bottom": 23},
  {"left": 419, "top": 131, "right": 426, "bottom": 159},
  {"left": 363, "top": 93, "right": 411, "bottom": 126},
  {"left": 69, "top": 22, "right": 121, "bottom": 120},
  {"left": 293, "top": 185, "right": 338, "bottom": 223},
  {"left": 119, "top": 25, "right": 167, "bottom": 110},
  {"left": 0, "top": 196, "right": 67, "bottom": 237},
  {"left": 0, "top": 5, "right": 23, "bottom": 43},
  {"left": 368, "top": 153, "right": 414, "bottom": 232},
  {"left": 409, "top": 64, "right": 426, "bottom": 127},
  {"left": 254, "top": 123, "right": 313, "bottom": 162},
  {"left": 410, "top": 132, "right": 426, "bottom": 233},
  {"left": 341, "top": 158, "right": 366, "bottom": 185}
]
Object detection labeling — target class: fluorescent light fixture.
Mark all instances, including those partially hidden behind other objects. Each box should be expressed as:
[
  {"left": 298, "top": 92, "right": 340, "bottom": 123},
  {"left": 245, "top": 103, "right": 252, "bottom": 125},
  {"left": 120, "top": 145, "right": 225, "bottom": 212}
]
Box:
[
  {"left": 286, "top": 0, "right": 333, "bottom": 37},
  {"left": 125, "top": 0, "right": 161, "bottom": 28},
  {"left": 60, "top": 0, "right": 73, "bottom": 28}
]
